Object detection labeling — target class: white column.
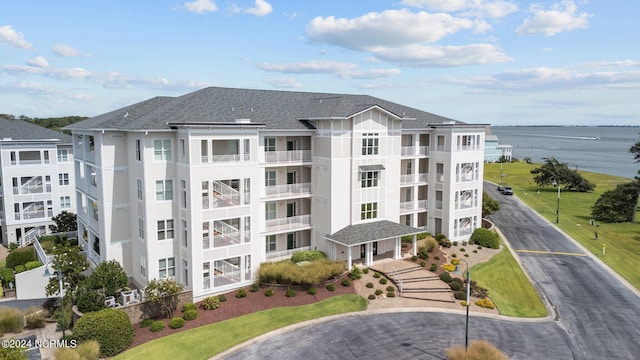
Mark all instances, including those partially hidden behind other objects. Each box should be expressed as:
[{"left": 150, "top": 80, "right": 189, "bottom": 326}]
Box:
[
  {"left": 347, "top": 246, "right": 353, "bottom": 269},
  {"left": 412, "top": 234, "right": 417, "bottom": 256},
  {"left": 394, "top": 237, "right": 402, "bottom": 259}
]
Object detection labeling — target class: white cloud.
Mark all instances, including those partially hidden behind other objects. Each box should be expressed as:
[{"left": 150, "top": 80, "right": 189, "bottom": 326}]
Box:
[
  {"left": 337, "top": 68, "right": 402, "bottom": 79},
  {"left": 245, "top": 0, "right": 272, "bottom": 17},
  {"left": 184, "top": 0, "right": 217, "bottom": 14},
  {"left": 401, "top": 0, "right": 518, "bottom": 19},
  {"left": 96, "top": 72, "right": 170, "bottom": 89},
  {"left": 516, "top": 0, "right": 590, "bottom": 36},
  {"left": 0, "top": 25, "right": 33, "bottom": 50},
  {"left": 27, "top": 56, "right": 49, "bottom": 68},
  {"left": 258, "top": 60, "right": 358, "bottom": 74},
  {"left": 263, "top": 77, "right": 302, "bottom": 88},
  {"left": 0, "top": 81, "right": 93, "bottom": 100},
  {"left": 53, "top": 44, "right": 90, "bottom": 57},
  {"left": 579, "top": 60, "right": 640, "bottom": 68},
  {"left": 306, "top": 9, "right": 487, "bottom": 49},
  {"left": 373, "top": 43, "right": 511, "bottom": 67}
]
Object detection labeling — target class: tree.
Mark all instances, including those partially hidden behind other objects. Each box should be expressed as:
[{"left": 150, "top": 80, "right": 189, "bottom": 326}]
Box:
[
  {"left": 45, "top": 246, "right": 89, "bottom": 298},
  {"left": 629, "top": 134, "right": 640, "bottom": 222},
  {"left": 144, "top": 278, "right": 185, "bottom": 318},
  {"left": 482, "top": 191, "right": 500, "bottom": 217},
  {"left": 530, "top": 157, "right": 594, "bottom": 192},
  {"left": 591, "top": 182, "right": 640, "bottom": 223},
  {"left": 87, "top": 260, "right": 128, "bottom": 297},
  {"left": 51, "top": 211, "right": 77, "bottom": 233}
]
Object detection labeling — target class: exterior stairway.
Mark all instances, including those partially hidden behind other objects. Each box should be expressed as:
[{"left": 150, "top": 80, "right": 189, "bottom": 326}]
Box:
[{"left": 369, "top": 261, "right": 454, "bottom": 303}]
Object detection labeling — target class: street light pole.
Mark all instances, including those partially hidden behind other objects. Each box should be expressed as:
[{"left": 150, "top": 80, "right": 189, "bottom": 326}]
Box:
[
  {"left": 556, "top": 180, "right": 561, "bottom": 224},
  {"left": 458, "top": 258, "right": 471, "bottom": 350},
  {"left": 44, "top": 266, "right": 65, "bottom": 338}
]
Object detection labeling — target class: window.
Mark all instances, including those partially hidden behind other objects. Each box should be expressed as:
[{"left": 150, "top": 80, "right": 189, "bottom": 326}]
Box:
[
  {"left": 203, "top": 262, "right": 210, "bottom": 289},
  {"left": 180, "top": 180, "right": 187, "bottom": 208},
  {"left": 265, "top": 138, "right": 276, "bottom": 152},
  {"left": 182, "top": 219, "right": 188, "bottom": 248},
  {"left": 159, "top": 257, "right": 175, "bottom": 278},
  {"left": 60, "top": 196, "right": 71, "bottom": 209},
  {"left": 140, "top": 256, "right": 146, "bottom": 277},
  {"left": 183, "top": 259, "right": 189, "bottom": 287},
  {"left": 137, "top": 179, "right": 143, "bottom": 200},
  {"left": 57, "top": 149, "right": 69, "bottom": 162},
  {"left": 265, "top": 203, "right": 276, "bottom": 220},
  {"left": 360, "top": 171, "right": 379, "bottom": 188},
  {"left": 266, "top": 235, "right": 276, "bottom": 252},
  {"left": 360, "top": 202, "right": 378, "bottom": 220},
  {"left": 157, "top": 219, "right": 174, "bottom": 240},
  {"left": 179, "top": 139, "right": 186, "bottom": 161},
  {"left": 155, "top": 179, "right": 173, "bottom": 201},
  {"left": 265, "top": 170, "right": 276, "bottom": 187},
  {"left": 138, "top": 218, "right": 145, "bottom": 239},
  {"left": 362, "top": 133, "right": 379, "bottom": 155},
  {"left": 135, "top": 139, "right": 141, "bottom": 161},
  {"left": 153, "top": 139, "right": 172, "bottom": 161},
  {"left": 59, "top": 173, "right": 70, "bottom": 186}
]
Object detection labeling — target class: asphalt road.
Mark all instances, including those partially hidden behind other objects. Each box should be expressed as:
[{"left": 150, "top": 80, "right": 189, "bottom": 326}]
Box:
[{"left": 222, "top": 182, "right": 640, "bottom": 360}]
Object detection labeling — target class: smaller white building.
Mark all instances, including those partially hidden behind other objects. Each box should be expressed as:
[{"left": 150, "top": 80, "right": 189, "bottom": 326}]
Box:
[{"left": 0, "top": 118, "right": 76, "bottom": 247}]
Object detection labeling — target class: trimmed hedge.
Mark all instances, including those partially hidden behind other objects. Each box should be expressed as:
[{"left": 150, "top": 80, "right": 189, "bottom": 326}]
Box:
[
  {"left": 150, "top": 321, "right": 164, "bottom": 332},
  {"left": 183, "top": 309, "right": 198, "bottom": 321},
  {"left": 25, "top": 261, "right": 43, "bottom": 271},
  {"left": 72, "top": 308, "right": 133, "bottom": 357},
  {"left": 6, "top": 247, "right": 36, "bottom": 269},
  {"left": 469, "top": 228, "right": 500, "bottom": 249},
  {"left": 169, "top": 317, "right": 185, "bottom": 329},
  {"left": 291, "top": 250, "right": 326, "bottom": 263}
]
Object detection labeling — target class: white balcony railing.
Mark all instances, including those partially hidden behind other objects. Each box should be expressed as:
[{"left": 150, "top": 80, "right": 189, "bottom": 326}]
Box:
[
  {"left": 400, "top": 173, "right": 429, "bottom": 184},
  {"left": 400, "top": 200, "right": 428, "bottom": 213},
  {"left": 265, "top": 214, "right": 311, "bottom": 232},
  {"left": 264, "top": 182, "right": 311, "bottom": 198},
  {"left": 401, "top": 146, "right": 429, "bottom": 157},
  {"left": 264, "top": 150, "right": 311, "bottom": 163},
  {"left": 266, "top": 246, "right": 311, "bottom": 260}
]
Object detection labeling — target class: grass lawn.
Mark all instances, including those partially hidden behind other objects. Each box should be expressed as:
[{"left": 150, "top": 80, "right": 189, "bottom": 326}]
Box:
[
  {"left": 485, "top": 162, "right": 640, "bottom": 290},
  {"left": 113, "top": 294, "right": 367, "bottom": 360},
  {"left": 471, "top": 243, "right": 547, "bottom": 317}
]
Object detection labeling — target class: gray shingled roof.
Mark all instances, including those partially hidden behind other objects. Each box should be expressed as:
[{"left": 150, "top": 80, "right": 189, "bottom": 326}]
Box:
[
  {"left": 325, "top": 220, "right": 424, "bottom": 246},
  {"left": 65, "top": 87, "right": 462, "bottom": 132},
  {"left": 0, "top": 118, "right": 72, "bottom": 143}
]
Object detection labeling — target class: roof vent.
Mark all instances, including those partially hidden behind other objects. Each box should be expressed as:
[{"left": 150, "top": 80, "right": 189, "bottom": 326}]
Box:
[{"left": 235, "top": 119, "right": 251, "bottom": 124}]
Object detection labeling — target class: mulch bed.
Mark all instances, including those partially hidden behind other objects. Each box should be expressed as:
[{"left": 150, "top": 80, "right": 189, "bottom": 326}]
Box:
[{"left": 129, "top": 280, "right": 356, "bottom": 348}]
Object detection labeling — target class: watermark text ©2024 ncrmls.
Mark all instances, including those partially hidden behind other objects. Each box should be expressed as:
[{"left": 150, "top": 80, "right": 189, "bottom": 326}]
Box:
[{"left": 1, "top": 338, "right": 77, "bottom": 349}]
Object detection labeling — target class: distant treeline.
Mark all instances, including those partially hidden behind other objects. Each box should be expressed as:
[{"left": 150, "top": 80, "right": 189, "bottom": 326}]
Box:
[{"left": 0, "top": 114, "right": 88, "bottom": 134}]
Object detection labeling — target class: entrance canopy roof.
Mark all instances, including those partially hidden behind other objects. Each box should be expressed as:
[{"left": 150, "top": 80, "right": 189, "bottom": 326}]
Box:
[{"left": 324, "top": 220, "right": 424, "bottom": 247}]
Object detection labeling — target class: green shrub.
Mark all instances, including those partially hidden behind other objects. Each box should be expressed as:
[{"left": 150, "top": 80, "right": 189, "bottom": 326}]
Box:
[
  {"left": 470, "top": 228, "right": 500, "bottom": 249},
  {"left": 257, "top": 259, "right": 345, "bottom": 286},
  {"left": 420, "top": 261, "right": 426, "bottom": 267},
  {"left": 460, "top": 248, "right": 466, "bottom": 252},
  {"left": 411, "top": 255, "right": 418, "bottom": 262},
  {"left": 264, "top": 289, "right": 274, "bottom": 297},
  {"left": 249, "top": 283, "right": 260, "bottom": 292},
  {"left": 365, "top": 282, "right": 374, "bottom": 288},
  {"left": 14, "top": 265, "right": 25, "bottom": 273},
  {"left": 362, "top": 268, "right": 369, "bottom": 274},
  {"left": 235, "top": 289, "right": 247, "bottom": 298},
  {"left": 464, "top": 253, "right": 469, "bottom": 257},
  {"left": 307, "top": 287, "right": 318, "bottom": 295},
  {"left": 379, "top": 278, "right": 387, "bottom": 285},
  {"left": 25, "top": 261, "right": 43, "bottom": 271},
  {"left": 429, "top": 263, "right": 438, "bottom": 272},
  {"left": 72, "top": 308, "right": 133, "bottom": 357},
  {"left": 169, "top": 317, "right": 185, "bottom": 329},
  {"left": 424, "top": 238, "right": 439, "bottom": 252},
  {"left": 150, "top": 321, "right": 165, "bottom": 332},
  {"left": 418, "top": 246, "right": 429, "bottom": 260},
  {"left": 374, "top": 289, "right": 383, "bottom": 296},
  {"left": 218, "top": 294, "right": 227, "bottom": 302},
  {"left": 373, "top": 272, "right": 381, "bottom": 278},
  {"left": 75, "top": 285, "right": 106, "bottom": 313},
  {"left": 140, "top": 318, "right": 154, "bottom": 328},
  {"left": 6, "top": 246, "right": 36, "bottom": 268},
  {"left": 53, "top": 347, "right": 80, "bottom": 360},
  {"left": 368, "top": 294, "right": 376, "bottom": 300},
  {"left": 417, "top": 232, "right": 430, "bottom": 240},
  {"left": 451, "top": 253, "right": 457, "bottom": 258},
  {"left": 341, "top": 279, "right": 350, "bottom": 286},
  {"left": 182, "top": 303, "right": 197, "bottom": 313},
  {"left": 291, "top": 250, "right": 326, "bottom": 263},
  {"left": 453, "top": 291, "right": 467, "bottom": 300},
  {"left": 285, "top": 288, "right": 296, "bottom": 297},
  {"left": 449, "top": 279, "right": 464, "bottom": 291},
  {"left": 473, "top": 250, "right": 478, "bottom": 254},
  {"left": 348, "top": 266, "right": 362, "bottom": 280},
  {"left": 326, "top": 283, "right": 336, "bottom": 291},
  {"left": 452, "top": 241, "right": 459, "bottom": 247},
  {"left": 74, "top": 339, "right": 101, "bottom": 360},
  {"left": 434, "top": 256, "right": 440, "bottom": 260},
  {"left": 200, "top": 296, "right": 220, "bottom": 310},
  {"left": 0, "top": 307, "right": 24, "bottom": 333},
  {"left": 183, "top": 309, "right": 198, "bottom": 321},
  {"left": 439, "top": 272, "right": 453, "bottom": 283},
  {"left": 387, "top": 291, "right": 396, "bottom": 298},
  {"left": 1, "top": 268, "right": 15, "bottom": 287},
  {"left": 386, "top": 286, "right": 395, "bottom": 292}
]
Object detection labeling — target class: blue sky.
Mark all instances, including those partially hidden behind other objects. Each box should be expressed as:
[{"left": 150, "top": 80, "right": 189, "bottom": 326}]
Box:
[{"left": 1, "top": 0, "right": 639, "bottom": 125}]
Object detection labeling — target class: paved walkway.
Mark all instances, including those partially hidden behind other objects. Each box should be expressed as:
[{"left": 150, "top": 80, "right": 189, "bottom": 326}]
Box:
[{"left": 368, "top": 260, "right": 453, "bottom": 304}]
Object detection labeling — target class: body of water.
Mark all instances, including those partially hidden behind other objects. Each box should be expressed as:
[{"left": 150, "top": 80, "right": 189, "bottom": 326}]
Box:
[{"left": 489, "top": 126, "right": 639, "bottom": 179}]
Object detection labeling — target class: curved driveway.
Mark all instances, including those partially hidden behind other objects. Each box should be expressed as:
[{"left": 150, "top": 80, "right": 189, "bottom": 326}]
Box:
[{"left": 221, "top": 183, "right": 640, "bottom": 359}]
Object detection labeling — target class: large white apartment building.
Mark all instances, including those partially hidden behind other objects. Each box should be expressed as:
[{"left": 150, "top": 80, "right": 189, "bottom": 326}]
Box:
[
  {"left": 65, "top": 87, "right": 486, "bottom": 300},
  {"left": 0, "top": 118, "right": 76, "bottom": 247}
]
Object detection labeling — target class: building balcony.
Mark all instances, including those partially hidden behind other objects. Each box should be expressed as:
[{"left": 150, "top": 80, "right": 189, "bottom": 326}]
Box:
[
  {"left": 265, "top": 214, "right": 311, "bottom": 233},
  {"left": 400, "top": 173, "right": 429, "bottom": 185},
  {"left": 266, "top": 246, "right": 311, "bottom": 261},
  {"left": 400, "top": 200, "right": 428, "bottom": 213},
  {"left": 264, "top": 182, "right": 311, "bottom": 198},
  {"left": 264, "top": 150, "right": 311, "bottom": 164},
  {"left": 401, "top": 146, "right": 429, "bottom": 157}
]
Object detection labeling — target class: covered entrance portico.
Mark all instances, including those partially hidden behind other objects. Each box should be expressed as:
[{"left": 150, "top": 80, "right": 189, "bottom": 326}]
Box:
[{"left": 324, "top": 220, "right": 424, "bottom": 269}]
